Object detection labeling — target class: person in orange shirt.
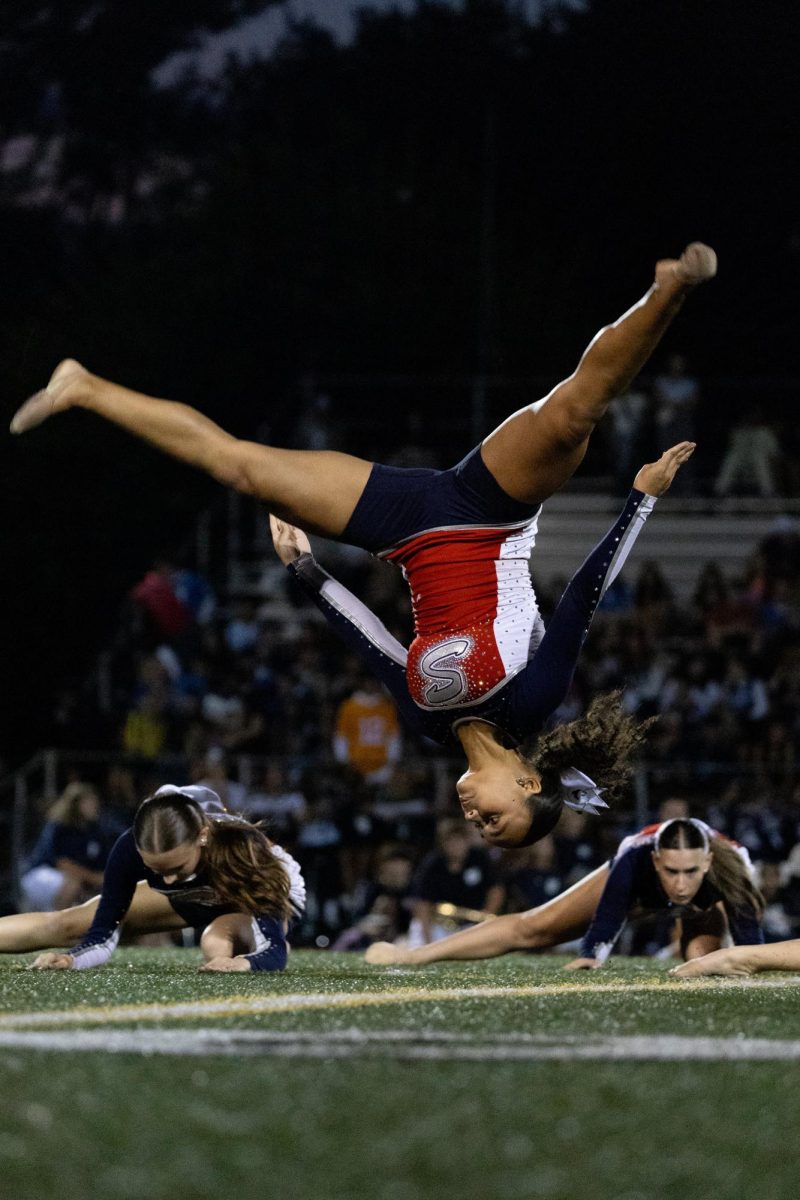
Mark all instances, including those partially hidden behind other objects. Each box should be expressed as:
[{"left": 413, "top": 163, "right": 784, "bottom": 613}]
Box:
[{"left": 333, "top": 675, "right": 402, "bottom": 783}]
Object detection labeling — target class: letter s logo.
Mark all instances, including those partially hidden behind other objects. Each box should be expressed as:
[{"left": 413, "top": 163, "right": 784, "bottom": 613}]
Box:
[{"left": 418, "top": 638, "right": 473, "bottom": 706}]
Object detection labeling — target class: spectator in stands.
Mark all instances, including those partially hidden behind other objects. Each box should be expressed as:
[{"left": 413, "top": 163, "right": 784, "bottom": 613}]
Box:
[
  {"left": 652, "top": 353, "right": 699, "bottom": 492},
  {"left": 606, "top": 386, "right": 650, "bottom": 495},
  {"left": 121, "top": 689, "right": 170, "bottom": 759},
  {"left": 246, "top": 762, "right": 308, "bottom": 843},
  {"left": 224, "top": 600, "right": 260, "bottom": 654},
  {"left": 756, "top": 861, "right": 795, "bottom": 942},
  {"left": 503, "top": 835, "right": 565, "bottom": 911},
  {"left": 191, "top": 749, "right": 248, "bottom": 812},
  {"left": 20, "top": 782, "right": 112, "bottom": 911},
  {"left": 130, "top": 559, "right": 191, "bottom": 644},
  {"left": 333, "top": 844, "right": 415, "bottom": 951},
  {"left": 407, "top": 818, "right": 505, "bottom": 946},
  {"left": 714, "top": 410, "right": 782, "bottom": 498},
  {"left": 333, "top": 675, "right": 402, "bottom": 785},
  {"left": 634, "top": 559, "right": 674, "bottom": 626}
]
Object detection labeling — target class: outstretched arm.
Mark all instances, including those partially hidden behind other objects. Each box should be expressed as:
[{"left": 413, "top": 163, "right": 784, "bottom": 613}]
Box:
[
  {"left": 672, "top": 939, "right": 800, "bottom": 978},
  {"left": 271, "top": 516, "right": 424, "bottom": 736},
  {"left": 514, "top": 443, "right": 693, "bottom": 724},
  {"left": 565, "top": 851, "right": 638, "bottom": 968},
  {"left": 365, "top": 864, "right": 610, "bottom": 966}
]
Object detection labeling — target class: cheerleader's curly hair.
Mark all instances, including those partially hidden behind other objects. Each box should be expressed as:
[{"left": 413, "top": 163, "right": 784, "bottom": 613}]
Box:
[{"left": 509, "top": 691, "right": 656, "bottom": 848}]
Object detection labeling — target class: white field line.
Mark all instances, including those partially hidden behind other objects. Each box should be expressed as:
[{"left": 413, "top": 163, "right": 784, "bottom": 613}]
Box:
[
  {"left": 1, "top": 976, "right": 799, "bottom": 1031},
  {"left": 1, "top": 1026, "right": 800, "bottom": 1061}
]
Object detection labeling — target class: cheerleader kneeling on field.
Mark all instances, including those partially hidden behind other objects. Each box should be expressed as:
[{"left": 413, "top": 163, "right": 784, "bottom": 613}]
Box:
[
  {"left": 365, "top": 817, "right": 764, "bottom": 968},
  {"left": 0, "top": 785, "right": 305, "bottom": 973}
]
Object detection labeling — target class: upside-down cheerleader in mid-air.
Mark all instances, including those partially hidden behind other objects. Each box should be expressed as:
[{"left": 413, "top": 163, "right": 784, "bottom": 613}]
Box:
[
  {"left": 11, "top": 243, "right": 716, "bottom": 847},
  {"left": 0, "top": 786, "right": 305, "bottom": 972},
  {"left": 363, "top": 817, "right": 764, "bottom": 967}
]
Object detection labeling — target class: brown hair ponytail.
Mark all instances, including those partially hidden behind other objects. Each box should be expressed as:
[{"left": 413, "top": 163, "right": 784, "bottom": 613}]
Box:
[
  {"left": 203, "top": 822, "right": 291, "bottom": 920},
  {"left": 708, "top": 839, "right": 765, "bottom": 920},
  {"left": 134, "top": 789, "right": 291, "bottom": 920}
]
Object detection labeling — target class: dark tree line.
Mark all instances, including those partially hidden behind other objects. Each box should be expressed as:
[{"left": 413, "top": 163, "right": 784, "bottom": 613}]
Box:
[{"left": 1, "top": 0, "right": 798, "bottom": 759}]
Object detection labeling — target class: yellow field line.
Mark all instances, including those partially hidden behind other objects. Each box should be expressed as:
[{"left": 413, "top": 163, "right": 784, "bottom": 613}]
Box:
[{"left": 0, "top": 976, "right": 773, "bottom": 1031}]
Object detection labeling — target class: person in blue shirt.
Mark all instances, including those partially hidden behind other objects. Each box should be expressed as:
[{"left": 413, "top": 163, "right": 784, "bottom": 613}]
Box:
[
  {"left": 365, "top": 818, "right": 764, "bottom": 968},
  {"left": 1, "top": 785, "right": 305, "bottom": 973},
  {"left": 20, "top": 782, "right": 114, "bottom": 911},
  {"left": 11, "top": 244, "right": 715, "bottom": 847}
]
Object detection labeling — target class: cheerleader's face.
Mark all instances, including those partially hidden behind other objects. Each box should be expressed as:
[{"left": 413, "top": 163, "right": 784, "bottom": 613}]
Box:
[
  {"left": 141, "top": 835, "right": 205, "bottom": 885},
  {"left": 456, "top": 766, "right": 540, "bottom": 847},
  {"left": 651, "top": 847, "right": 711, "bottom": 905}
]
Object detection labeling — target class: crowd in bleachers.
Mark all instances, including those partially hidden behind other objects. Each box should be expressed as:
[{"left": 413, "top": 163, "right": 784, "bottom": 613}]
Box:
[
  {"left": 11, "top": 368, "right": 800, "bottom": 953},
  {"left": 18, "top": 489, "right": 800, "bottom": 951}
]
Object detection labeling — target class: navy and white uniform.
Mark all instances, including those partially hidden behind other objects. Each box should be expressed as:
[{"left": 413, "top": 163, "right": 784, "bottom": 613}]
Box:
[
  {"left": 293, "top": 449, "right": 656, "bottom": 745},
  {"left": 68, "top": 786, "right": 306, "bottom": 972},
  {"left": 580, "top": 821, "right": 764, "bottom": 962}
]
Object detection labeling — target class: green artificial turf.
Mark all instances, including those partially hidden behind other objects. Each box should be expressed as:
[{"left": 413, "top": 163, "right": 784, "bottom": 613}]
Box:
[{"left": 1, "top": 949, "right": 798, "bottom": 1200}]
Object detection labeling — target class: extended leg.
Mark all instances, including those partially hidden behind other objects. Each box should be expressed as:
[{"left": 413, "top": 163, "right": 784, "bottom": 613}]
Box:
[
  {"left": 0, "top": 881, "right": 185, "bottom": 953},
  {"left": 481, "top": 243, "right": 716, "bottom": 505},
  {"left": 365, "top": 864, "right": 609, "bottom": 965},
  {"left": 10, "top": 361, "right": 373, "bottom": 537}
]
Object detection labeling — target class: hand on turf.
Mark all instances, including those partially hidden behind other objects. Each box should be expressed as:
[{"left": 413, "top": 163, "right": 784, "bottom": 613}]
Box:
[
  {"left": 364, "top": 941, "right": 408, "bottom": 966},
  {"left": 670, "top": 949, "right": 748, "bottom": 978},
  {"left": 634, "top": 441, "right": 695, "bottom": 497},
  {"left": 564, "top": 957, "right": 602, "bottom": 971},
  {"left": 199, "top": 956, "right": 253, "bottom": 972},
  {"left": 28, "top": 952, "right": 75, "bottom": 970},
  {"left": 269, "top": 514, "right": 312, "bottom": 565}
]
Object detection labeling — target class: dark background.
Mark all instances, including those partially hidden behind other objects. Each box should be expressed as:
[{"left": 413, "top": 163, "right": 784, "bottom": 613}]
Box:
[{"left": 1, "top": 0, "right": 798, "bottom": 764}]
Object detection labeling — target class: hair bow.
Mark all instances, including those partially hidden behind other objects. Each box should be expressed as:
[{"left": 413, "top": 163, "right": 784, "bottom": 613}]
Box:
[
  {"left": 559, "top": 767, "right": 609, "bottom": 816},
  {"left": 153, "top": 783, "right": 225, "bottom": 812}
]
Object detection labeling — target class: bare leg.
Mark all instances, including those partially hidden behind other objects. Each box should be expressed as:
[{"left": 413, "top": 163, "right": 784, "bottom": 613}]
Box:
[
  {"left": 10, "top": 361, "right": 373, "bottom": 537},
  {"left": 481, "top": 243, "right": 717, "bottom": 505},
  {"left": 0, "top": 881, "right": 185, "bottom": 953},
  {"left": 365, "top": 864, "right": 609, "bottom": 965},
  {"left": 673, "top": 939, "right": 800, "bottom": 978},
  {"left": 684, "top": 934, "right": 723, "bottom": 960}
]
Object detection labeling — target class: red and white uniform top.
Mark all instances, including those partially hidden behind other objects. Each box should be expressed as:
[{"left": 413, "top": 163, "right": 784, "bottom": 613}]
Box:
[{"left": 382, "top": 514, "right": 543, "bottom": 710}]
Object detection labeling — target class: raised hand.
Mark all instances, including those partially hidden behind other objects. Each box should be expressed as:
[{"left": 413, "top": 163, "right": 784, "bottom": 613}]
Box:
[
  {"left": 634, "top": 441, "right": 696, "bottom": 496},
  {"left": 269, "top": 513, "right": 312, "bottom": 565}
]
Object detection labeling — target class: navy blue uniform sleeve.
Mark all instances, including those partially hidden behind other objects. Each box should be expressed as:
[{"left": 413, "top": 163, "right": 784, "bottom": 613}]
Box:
[
  {"left": 69, "top": 829, "right": 142, "bottom": 968},
  {"left": 245, "top": 915, "right": 290, "bottom": 971},
  {"left": 579, "top": 850, "right": 639, "bottom": 960},
  {"left": 726, "top": 906, "right": 764, "bottom": 946},
  {"left": 513, "top": 490, "right": 657, "bottom": 728},
  {"left": 288, "top": 553, "right": 428, "bottom": 736}
]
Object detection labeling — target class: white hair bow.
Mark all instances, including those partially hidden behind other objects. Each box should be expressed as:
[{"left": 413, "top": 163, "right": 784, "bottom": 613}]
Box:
[{"left": 559, "top": 768, "right": 609, "bottom": 816}]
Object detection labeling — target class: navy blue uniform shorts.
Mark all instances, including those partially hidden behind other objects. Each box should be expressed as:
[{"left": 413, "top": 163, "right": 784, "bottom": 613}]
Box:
[{"left": 343, "top": 445, "right": 537, "bottom": 555}]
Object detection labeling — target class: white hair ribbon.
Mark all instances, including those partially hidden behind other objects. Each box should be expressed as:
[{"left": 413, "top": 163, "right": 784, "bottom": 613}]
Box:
[
  {"left": 558, "top": 767, "right": 609, "bottom": 816},
  {"left": 153, "top": 784, "right": 225, "bottom": 813}
]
